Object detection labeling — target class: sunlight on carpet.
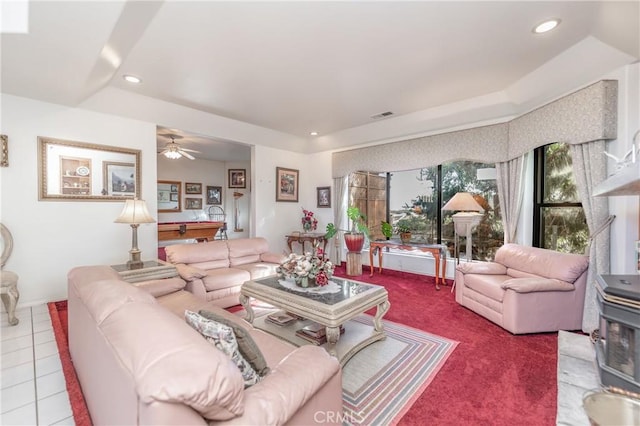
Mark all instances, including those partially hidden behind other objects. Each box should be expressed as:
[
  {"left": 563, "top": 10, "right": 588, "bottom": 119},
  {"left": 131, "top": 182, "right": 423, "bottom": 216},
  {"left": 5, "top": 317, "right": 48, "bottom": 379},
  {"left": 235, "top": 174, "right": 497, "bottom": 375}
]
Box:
[{"left": 234, "top": 306, "right": 457, "bottom": 425}]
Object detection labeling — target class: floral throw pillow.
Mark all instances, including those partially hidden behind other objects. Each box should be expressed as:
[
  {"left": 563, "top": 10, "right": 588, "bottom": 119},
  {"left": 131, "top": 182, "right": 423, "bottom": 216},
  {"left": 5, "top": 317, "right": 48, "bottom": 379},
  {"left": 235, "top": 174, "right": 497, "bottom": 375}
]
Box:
[{"left": 185, "top": 310, "right": 261, "bottom": 388}]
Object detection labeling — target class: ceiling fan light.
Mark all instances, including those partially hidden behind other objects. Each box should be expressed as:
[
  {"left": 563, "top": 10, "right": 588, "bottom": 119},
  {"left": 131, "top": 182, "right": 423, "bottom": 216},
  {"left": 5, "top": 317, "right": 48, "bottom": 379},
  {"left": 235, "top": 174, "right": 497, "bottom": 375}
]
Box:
[{"left": 164, "top": 150, "right": 182, "bottom": 159}]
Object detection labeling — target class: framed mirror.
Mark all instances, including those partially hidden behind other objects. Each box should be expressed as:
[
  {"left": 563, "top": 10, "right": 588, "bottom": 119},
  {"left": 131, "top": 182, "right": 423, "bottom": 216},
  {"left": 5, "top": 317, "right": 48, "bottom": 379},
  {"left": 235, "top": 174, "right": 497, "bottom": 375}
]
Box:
[
  {"left": 38, "top": 136, "right": 141, "bottom": 201},
  {"left": 158, "top": 180, "right": 182, "bottom": 212}
]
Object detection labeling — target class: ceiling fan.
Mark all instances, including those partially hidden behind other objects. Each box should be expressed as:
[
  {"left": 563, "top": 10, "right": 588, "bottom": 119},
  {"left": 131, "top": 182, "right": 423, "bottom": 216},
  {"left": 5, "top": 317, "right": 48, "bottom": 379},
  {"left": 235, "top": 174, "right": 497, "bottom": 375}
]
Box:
[{"left": 158, "top": 135, "right": 200, "bottom": 160}]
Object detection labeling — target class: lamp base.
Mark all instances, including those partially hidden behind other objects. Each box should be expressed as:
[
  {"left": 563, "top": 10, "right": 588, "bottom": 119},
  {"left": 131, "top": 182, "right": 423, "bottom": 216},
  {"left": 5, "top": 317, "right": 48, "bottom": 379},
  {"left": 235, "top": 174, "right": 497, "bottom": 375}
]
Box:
[
  {"left": 126, "top": 260, "right": 144, "bottom": 270},
  {"left": 127, "top": 247, "right": 143, "bottom": 270}
]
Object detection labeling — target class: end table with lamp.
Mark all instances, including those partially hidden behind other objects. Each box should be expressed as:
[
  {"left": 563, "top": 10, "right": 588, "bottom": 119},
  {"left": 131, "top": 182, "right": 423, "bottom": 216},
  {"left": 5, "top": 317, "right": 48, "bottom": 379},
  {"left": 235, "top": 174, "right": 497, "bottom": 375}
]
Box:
[{"left": 112, "top": 199, "right": 178, "bottom": 282}]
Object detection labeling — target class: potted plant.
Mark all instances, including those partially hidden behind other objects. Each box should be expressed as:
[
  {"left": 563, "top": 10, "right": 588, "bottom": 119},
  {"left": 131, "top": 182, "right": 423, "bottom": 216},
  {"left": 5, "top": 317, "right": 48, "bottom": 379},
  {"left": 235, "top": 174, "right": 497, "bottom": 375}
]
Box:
[
  {"left": 325, "top": 206, "right": 370, "bottom": 253},
  {"left": 381, "top": 221, "right": 393, "bottom": 240},
  {"left": 396, "top": 219, "right": 412, "bottom": 244}
]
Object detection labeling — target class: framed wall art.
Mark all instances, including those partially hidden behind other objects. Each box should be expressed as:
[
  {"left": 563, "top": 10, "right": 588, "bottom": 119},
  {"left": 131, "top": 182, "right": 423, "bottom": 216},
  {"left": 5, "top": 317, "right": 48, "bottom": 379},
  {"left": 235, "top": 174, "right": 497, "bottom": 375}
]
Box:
[
  {"left": 276, "top": 167, "right": 299, "bottom": 202},
  {"left": 317, "top": 186, "right": 331, "bottom": 208},
  {"left": 158, "top": 180, "right": 181, "bottom": 212},
  {"left": 103, "top": 162, "right": 135, "bottom": 197},
  {"left": 38, "top": 136, "right": 141, "bottom": 201},
  {"left": 228, "top": 169, "right": 246, "bottom": 188},
  {"left": 185, "top": 182, "right": 202, "bottom": 194},
  {"left": 206, "top": 186, "right": 222, "bottom": 205},
  {"left": 185, "top": 198, "right": 203, "bottom": 210}
]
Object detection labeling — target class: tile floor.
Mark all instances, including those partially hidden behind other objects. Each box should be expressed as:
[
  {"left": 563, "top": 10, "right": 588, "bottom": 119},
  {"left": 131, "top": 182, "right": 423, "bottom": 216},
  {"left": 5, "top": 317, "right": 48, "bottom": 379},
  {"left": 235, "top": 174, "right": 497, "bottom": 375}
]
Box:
[{"left": 1, "top": 304, "right": 74, "bottom": 425}]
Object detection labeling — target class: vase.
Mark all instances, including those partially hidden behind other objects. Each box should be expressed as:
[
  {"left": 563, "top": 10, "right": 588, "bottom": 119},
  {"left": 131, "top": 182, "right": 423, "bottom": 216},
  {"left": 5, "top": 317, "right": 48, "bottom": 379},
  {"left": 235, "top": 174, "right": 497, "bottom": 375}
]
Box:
[
  {"left": 344, "top": 232, "right": 365, "bottom": 253},
  {"left": 296, "top": 276, "right": 317, "bottom": 288},
  {"left": 303, "top": 222, "right": 312, "bottom": 233}
]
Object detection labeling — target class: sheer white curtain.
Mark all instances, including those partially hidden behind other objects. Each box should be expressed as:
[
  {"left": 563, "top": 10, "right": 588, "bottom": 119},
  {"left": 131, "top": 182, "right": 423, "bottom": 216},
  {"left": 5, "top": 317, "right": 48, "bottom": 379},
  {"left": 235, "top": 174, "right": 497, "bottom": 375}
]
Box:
[
  {"left": 570, "top": 140, "right": 610, "bottom": 333},
  {"left": 328, "top": 177, "right": 347, "bottom": 265},
  {"left": 496, "top": 153, "right": 528, "bottom": 243}
]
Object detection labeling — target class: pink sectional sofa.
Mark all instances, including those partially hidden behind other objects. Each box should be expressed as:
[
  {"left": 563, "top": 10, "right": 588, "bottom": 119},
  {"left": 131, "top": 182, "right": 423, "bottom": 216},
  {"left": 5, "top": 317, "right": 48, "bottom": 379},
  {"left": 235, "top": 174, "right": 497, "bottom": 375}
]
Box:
[
  {"left": 68, "top": 265, "right": 343, "bottom": 425},
  {"left": 164, "top": 237, "right": 285, "bottom": 308},
  {"left": 455, "top": 243, "right": 589, "bottom": 334}
]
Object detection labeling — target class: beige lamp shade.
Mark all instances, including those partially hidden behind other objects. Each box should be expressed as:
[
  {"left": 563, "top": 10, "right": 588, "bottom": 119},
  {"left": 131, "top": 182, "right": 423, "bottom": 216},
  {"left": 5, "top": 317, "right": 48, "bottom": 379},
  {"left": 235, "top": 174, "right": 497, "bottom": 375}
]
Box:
[
  {"left": 442, "top": 192, "right": 484, "bottom": 213},
  {"left": 115, "top": 199, "right": 156, "bottom": 224}
]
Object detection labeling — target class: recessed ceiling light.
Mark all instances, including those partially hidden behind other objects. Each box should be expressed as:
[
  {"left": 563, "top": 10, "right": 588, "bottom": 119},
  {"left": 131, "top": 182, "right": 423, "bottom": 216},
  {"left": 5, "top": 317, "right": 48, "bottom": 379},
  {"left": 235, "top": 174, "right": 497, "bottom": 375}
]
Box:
[
  {"left": 533, "top": 19, "right": 560, "bottom": 34},
  {"left": 310, "top": 131, "right": 318, "bottom": 136},
  {"left": 123, "top": 74, "right": 142, "bottom": 84}
]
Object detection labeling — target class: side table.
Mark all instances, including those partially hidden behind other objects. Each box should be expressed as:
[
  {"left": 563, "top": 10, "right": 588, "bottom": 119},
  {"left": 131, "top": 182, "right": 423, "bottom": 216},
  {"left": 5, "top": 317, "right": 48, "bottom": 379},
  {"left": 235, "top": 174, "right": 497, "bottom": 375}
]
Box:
[
  {"left": 369, "top": 240, "right": 447, "bottom": 290},
  {"left": 111, "top": 259, "right": 178, "bottom": 283},
  {"left": 285, "top": 232, "right": 328, "bottom": 254}
]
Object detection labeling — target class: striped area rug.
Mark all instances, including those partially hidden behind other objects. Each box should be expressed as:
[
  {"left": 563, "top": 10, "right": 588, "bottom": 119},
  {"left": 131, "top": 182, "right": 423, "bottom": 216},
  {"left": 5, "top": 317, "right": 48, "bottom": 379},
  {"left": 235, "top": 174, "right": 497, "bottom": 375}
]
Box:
[
  {"left": 237, "top": 303, "right": 458, "bottom": 425},
  {"left": 341, "top": 315, "right": 457, "bottom": 425}
]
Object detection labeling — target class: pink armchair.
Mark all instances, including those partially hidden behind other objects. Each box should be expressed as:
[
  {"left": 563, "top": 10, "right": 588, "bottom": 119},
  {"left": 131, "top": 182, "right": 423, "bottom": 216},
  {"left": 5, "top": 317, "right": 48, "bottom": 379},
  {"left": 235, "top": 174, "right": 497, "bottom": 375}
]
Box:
[{"left": 455, "top": 244, "right": 589, "bottom": 334}]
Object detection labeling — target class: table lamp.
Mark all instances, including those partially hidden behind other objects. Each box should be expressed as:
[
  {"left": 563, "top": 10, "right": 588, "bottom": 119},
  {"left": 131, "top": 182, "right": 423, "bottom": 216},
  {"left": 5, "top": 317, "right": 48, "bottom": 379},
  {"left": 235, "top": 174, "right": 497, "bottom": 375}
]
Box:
[
  {"left": 442, "top": 192, "right": 484, "bottom": 262},
  {"left": 115, "top": 199, "right": 156, "bottom": 269}
]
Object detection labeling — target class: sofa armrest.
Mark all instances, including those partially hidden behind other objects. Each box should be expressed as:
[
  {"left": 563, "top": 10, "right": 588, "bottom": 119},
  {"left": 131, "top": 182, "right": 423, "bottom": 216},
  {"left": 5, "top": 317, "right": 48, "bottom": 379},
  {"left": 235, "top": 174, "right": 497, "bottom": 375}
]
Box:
[
  {"left": 226, "top": 345, "right": 340, "bottom": 425},
  {"left": 456, "top": 262, "right": 507, "bottom": 275},
  {"left": 260, "top": 252, "right": 286, "bottom": 264},
  {"left": 175, "top": 264, "right": 207, "bottom": 281},
  {"left": 501, "top": 277, "right": 574, "bottom": 293}
]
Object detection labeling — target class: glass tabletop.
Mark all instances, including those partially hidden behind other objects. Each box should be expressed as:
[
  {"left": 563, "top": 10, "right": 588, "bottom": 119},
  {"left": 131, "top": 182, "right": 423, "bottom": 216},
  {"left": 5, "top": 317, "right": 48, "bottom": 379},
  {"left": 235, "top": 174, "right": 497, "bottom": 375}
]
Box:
[{"left": 252, "top": 275, "right": 376, "bottom": 306}]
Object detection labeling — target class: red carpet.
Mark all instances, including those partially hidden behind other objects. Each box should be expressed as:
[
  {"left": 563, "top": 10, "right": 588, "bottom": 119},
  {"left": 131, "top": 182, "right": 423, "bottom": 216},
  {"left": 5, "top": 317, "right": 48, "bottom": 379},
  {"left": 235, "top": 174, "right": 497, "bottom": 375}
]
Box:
[
  {"left": 333, "top": 264, "right": 558, "bottom": 426},
  {"left": 48, "top": 301, "right": 92, "bottom": 426},
  {"left": 51, "top": 264, "right": 557, "bottom": 425}
]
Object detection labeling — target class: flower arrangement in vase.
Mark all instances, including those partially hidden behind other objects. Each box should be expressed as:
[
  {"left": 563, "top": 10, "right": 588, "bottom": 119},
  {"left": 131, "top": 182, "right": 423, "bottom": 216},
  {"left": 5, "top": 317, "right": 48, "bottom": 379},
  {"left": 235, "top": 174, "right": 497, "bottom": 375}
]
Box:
[
  {"left": 276, "top": 246, "right": 334, "bottom": 287},
  {"left": 301, "top": 208, "right": 318, "bottom": 232}
]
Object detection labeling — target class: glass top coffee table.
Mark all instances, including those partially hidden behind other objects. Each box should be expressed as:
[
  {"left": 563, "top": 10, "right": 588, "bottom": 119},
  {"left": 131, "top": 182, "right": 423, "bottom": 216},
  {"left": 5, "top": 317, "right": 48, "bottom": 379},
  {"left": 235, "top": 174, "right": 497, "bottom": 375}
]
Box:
[{"left": 240, "top": 275, "right": 390, "bottom": 366}]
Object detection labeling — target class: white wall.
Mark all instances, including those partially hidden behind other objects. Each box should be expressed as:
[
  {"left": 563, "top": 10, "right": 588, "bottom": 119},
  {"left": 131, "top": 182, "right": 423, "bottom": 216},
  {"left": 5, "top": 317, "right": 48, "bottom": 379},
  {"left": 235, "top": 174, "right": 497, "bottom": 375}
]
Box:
[
  {"left": 157, "top": 155, "right": 227, "bottom": 223},
  {"left": 252, "top": 146, "right": 333, "bottom": 256},
  {"left": 0, "top": 94, "right": 158, "bottom": 305}
]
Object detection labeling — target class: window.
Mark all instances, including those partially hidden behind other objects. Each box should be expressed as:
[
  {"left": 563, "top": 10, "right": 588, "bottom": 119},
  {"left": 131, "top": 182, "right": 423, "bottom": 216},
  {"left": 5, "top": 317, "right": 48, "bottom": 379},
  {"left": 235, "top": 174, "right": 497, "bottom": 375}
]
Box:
[
  {"left": 348, "top": 172, "right": 388, "bottom": 241},
  {"left": 533, "top": 143, "right": 588, "bottom": 254},
  {"left": 387, "top": 161, "right": 503, "bottom": 261}
]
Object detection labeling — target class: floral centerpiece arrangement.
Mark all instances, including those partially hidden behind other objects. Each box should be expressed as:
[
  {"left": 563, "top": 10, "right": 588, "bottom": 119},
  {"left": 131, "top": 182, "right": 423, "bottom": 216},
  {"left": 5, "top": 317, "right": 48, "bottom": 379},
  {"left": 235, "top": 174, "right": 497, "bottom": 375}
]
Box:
[
  {"left": 301, "top": 208, "right": 318, "bottom": 232},
  {"left": 276, "top": 247, "right": 334, "bottom": 287}
]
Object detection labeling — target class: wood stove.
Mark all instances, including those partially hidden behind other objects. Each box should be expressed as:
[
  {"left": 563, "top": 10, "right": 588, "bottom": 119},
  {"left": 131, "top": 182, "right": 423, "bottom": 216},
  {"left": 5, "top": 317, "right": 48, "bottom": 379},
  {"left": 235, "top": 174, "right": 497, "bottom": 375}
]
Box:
[{"left": 595, "top": 274, "right": 640, "bottom": 393}]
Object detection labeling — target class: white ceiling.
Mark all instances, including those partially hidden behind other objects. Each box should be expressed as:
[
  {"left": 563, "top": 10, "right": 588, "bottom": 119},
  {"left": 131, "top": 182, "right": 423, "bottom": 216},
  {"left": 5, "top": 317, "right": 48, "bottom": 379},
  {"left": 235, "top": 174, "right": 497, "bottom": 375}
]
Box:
[{"left": 2, "top": 1, "right": 639, "bottom": 161}]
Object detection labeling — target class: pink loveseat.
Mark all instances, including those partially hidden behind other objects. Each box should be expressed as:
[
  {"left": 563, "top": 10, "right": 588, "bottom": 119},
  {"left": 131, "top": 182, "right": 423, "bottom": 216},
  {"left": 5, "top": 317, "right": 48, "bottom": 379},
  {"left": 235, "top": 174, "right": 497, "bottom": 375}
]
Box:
[
  {"left": 68, "top": 265, "right": 343, "bottom": 425},
  {"left": 165, "top": 237, "right": 285, "bottom": 308},
  {"left": 455, "top": 243, "right": 589, "bottom": 334}
]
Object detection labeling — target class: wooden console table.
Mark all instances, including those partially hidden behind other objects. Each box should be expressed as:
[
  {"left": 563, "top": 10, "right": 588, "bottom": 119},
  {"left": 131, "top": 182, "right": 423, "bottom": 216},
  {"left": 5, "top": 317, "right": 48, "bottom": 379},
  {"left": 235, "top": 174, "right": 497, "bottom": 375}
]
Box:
[
  {"left": 369, "top": 240, "right": 447, "bottom": 290},
  {"left": 158, "top": 221, "right": 224, "bottom": 242},
  {"left": 286, "top": 232, "right": 328, "bottom": 254}
]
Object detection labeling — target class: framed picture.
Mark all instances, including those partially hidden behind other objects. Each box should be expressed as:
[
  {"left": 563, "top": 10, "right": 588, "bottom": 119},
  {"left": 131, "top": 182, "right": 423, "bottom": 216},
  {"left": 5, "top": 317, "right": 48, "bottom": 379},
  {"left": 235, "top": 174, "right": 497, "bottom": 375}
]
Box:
[
  {"left": 206, "top": 186, "right": 222, "bottom": 205},
  {"left": 229, "top": 169, "right": 246, "bottom": 188},
  {"left": 104, "top": 162, "right": 136, "bottom": 197},
  {"left": 317, "top": 186, "right": 331, "bottom": 208},
  {"left": 185, "top": 198, "right": 202, "bottom": 209},
  {"left": 276, "top": 167, "right": 299, "bottom": 202},
  {"left": 158, "top": 180, "right": 181, "bottom": 212},
  {"left": 185, "top": 182, "right": 202, "bottom": 194}
]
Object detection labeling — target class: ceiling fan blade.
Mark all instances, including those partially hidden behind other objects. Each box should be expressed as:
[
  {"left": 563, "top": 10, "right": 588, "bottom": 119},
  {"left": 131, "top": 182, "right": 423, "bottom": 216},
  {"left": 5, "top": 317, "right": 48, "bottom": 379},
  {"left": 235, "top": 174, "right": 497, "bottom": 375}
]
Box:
[
  {"left": 158, "top": 149, "right": 169, "bottom": 154},
  {"left": 179, "top": 147, "right": 201, "bottom": 153},
  {"left": 180, "top": 150, "right": 195, "bottom": 160}
]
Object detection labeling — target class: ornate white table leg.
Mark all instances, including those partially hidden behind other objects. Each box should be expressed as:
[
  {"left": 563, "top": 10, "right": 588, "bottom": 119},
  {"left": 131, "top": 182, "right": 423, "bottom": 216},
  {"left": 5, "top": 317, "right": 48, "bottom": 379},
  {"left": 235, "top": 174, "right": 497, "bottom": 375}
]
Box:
[
  {"left": 239, "top": 294, "right": 254, "bottom": 323},
  {"left": 373, "top": 300, "right": 390, "bottom": 333},
  {"left": 1, "top": 281, "right": 19, "bottom": 326},
  {"left": 325, "top": 326, "right": 341, "bottom": 358}
]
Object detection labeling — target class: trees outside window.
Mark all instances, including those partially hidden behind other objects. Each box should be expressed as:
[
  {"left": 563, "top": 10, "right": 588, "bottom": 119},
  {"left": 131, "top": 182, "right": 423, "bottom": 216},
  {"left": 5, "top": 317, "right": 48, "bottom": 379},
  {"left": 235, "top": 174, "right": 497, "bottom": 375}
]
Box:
[{"left": 533, "top": 143, "right": 588, "bottom": 254}]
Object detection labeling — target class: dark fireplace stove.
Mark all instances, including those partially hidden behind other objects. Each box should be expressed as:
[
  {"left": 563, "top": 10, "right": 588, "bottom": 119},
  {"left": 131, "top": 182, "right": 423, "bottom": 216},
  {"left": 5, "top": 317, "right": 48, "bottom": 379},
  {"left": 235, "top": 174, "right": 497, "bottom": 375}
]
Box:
[{"left": 596, "top": 274, "right": 640, "bottom": 393}]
